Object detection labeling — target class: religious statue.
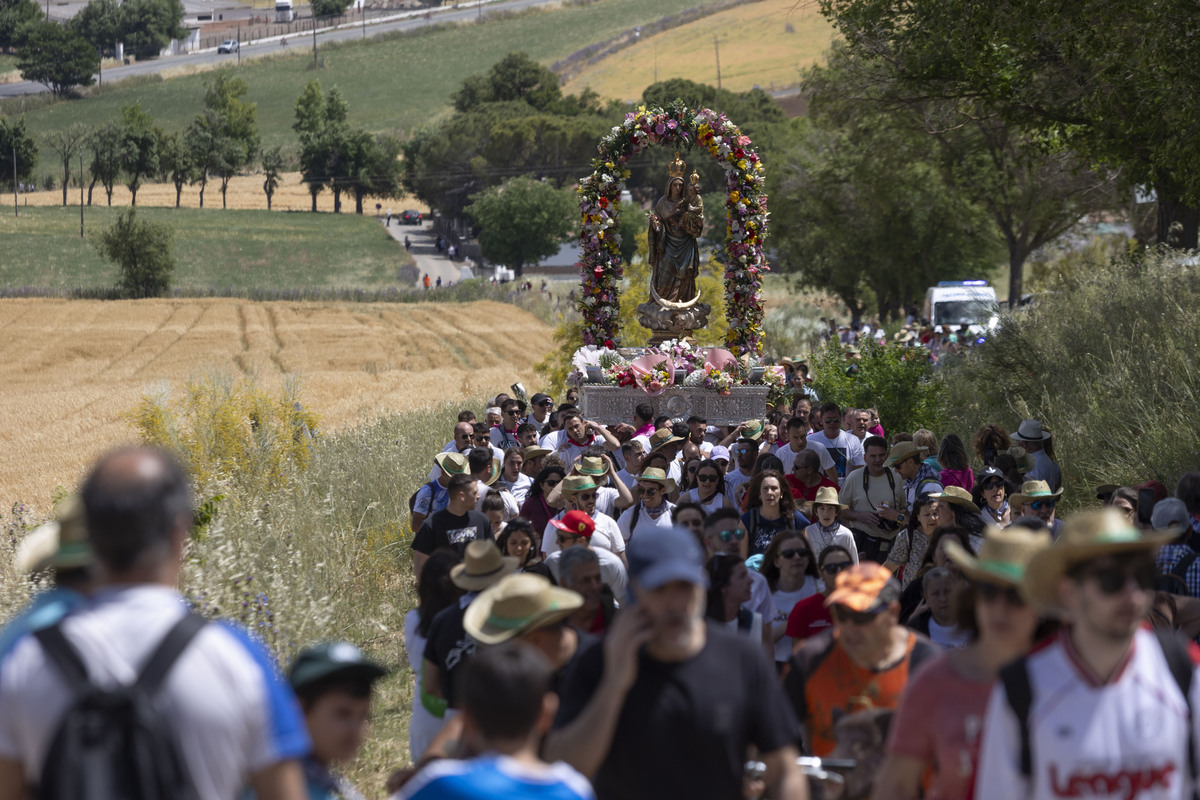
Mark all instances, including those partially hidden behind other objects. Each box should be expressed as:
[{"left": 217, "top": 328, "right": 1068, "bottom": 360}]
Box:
[
  {"left": 638, "top": 153, "right": 711, "bottom": 344},
  {"left": 648, "top": 153, "right": 704, "bottom": 307}
]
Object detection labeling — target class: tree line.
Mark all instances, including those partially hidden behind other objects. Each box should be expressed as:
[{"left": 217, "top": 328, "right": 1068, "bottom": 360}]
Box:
[{"left": 0, "top": 71, "right": 404, "bottom": 213}]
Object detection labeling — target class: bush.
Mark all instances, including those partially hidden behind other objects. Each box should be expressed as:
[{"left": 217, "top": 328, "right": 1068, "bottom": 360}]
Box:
[
  {"left": 761, "top": 300, "right": 826, "bottom": 362},
  {"left": 95, "top": 209, "right": 176, "bottom": 298},
  {"left": 810, "top": 338, "right": 944, "bottom": 435},
  {"left": 940, "top": 246, "right": 1200, "bottom": 506}
]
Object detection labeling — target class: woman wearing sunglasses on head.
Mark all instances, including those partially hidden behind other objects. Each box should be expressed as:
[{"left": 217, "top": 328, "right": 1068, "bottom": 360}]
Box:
[
  {"left": 682, "top": 459, "right": 734, "bottom": 516},
  {"left": 761, "top": 529, "right": 821, "bottom": 670},
  {"left": 786, "top": 545, "right": 855, "bottom": 653},
  {"left": 871, "top": 526, "right": 1051, "bottom": 800}
]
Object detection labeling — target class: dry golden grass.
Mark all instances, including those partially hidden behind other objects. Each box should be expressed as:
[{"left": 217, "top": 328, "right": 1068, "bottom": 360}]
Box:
[
  {"left": 561, "top": 0, "right": 834, "bottom": 100},
  {"left": 19, "top": 171, "right": 429, "bottom": 214},
  {"left": 0, "top": 297, "right": 552, "bottom": 511}
]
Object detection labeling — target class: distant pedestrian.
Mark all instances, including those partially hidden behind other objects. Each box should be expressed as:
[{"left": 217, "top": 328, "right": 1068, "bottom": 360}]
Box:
[
  {"left": 436, "top": 276, "right": 442, "bottom": 288},
  {"left": 385, "top": 206, "right": 392, "bottom": 226},
  {"left": 423, "top": 274, "right": 431, "bottom": 290},
  {"left": 404, "top": 235, "right": 411, "bottom": 251},
  {"left": 448, "top": 244, "right": 456, "bottom": 259}
]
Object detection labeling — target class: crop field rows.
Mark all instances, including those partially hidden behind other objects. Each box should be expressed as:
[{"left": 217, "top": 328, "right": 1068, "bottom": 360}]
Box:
[{"left": 0, "top": 298, "right": 554, "bottom": 510}]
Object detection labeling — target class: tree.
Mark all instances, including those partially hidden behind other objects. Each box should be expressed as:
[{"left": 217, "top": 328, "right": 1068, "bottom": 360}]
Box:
[
  {"left": 117, "top": 0, "right": 185, "bottom": 59},
  {"left": 185, "top": 72, "right": 259, "bottom": 209},
  {"left": 293, "top": 80, "right": 349, "bottom": 212},
  {"left": 95, "top": 208, "right": 176, "bottom": 298},
  {"left": 16, "top": 21, "right": 100, "bottom": 97},
  {"left": 451, "top": 52, "right": 562, "bottom": 113},
  {"left": 71, "top": 0, "right": 121, "bottom": 56},
  {"left": 465, "top": 176, "right": 574, "bottom": 278},
  {"left": 0, "top": 116, "right": 37, "bottom": 190},
  {"left": 261, "top": 145, "right": 283, "bottom": 210},
  {"left": 119, "top": 103, "right": 158, "bottom": 205},
  {"left": 43, "top": 123, "right": 90, "bottom": 206},
  {"left": 87, "top": 121, "right": 122, "bottom": 205},
  {"left": 310, "top": 0, "right": 348, "bottom": 17},
  {"left": 185, "top": 108, "right": 234, "bottom": 208},
  {"left": 820, "top": 0, "right": 1200, "bottom": 248},
  {"left": 156, "top": 128, "right": 193, "bottom": 207},
  {"left": 0, "top": 0, "right": 39, "bottom": 51}
]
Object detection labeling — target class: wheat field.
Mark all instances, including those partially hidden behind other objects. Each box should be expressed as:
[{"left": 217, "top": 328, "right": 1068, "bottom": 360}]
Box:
[
  {"left": 561, "top": 0, "right": 834, "bottom": 100},
  {"left": 0, "top": 297, "right": 552, "bottom": 511}
]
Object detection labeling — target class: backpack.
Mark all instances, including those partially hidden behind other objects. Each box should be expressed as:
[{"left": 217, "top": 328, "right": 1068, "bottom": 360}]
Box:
[
  {"left": 1157, "top": 551, "right": 1200, "bottom": 596},
  {"left": 33, "top": 613, "right": 208, "bottom": 800},
  {"left": 1001, "top": 628, "right": 1196, "bottom": 785}
]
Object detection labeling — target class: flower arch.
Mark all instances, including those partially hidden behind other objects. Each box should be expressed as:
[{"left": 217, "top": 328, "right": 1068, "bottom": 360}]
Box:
[{"left": 576, "top": 103, "right": 769, "bottom": 356}]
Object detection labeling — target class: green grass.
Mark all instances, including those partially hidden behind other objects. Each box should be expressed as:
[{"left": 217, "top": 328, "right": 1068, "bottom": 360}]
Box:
[
  {"left": 0, "top": 53, "right": 18, "bottom": 75},
  {"left": 6, "top": 0, "right": 717, "bottom": 168},
  {"left": 0, "top": 205, "right": 412, "bottom": 290}
]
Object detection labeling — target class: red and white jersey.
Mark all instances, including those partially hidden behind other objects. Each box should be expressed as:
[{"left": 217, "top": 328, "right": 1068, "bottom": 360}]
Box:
[{"left": 975, "top": 627, "right": 1200, "bottom": 800}]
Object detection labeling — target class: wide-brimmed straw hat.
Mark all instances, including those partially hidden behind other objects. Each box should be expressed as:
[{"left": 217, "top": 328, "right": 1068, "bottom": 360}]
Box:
[
  {"left": 1011, "top": 419, "right": 1053, "bottom": 443},
  {"left": 944, "top": 526, "right": 1051, "bottom": 586},
  {"left": 482, "top": 457, "right": 502, "bottom": 486},
  {"left": 464, "top": 573, "right": 584, "bottom": 645},
  {"left": 649, "top": 428, "right": 685, "bottom": 453},
  {"left": 522, "top": 446, "right": 551, "bottom": 461},
  {"left": 1022, "top": 509, "right": 1176, "bottom": 612},
  {"left": 1011, "top": 480, "right": 1063, "bottom": 508},
  {"left": 1007, "top": 446, "right": 1034, "bottom": 473},
  {"left": 885, "top": 441, "right": 922, "bottom": 467},
  {"left": 450, "top": 540, "right": 520, "bottom": 591},
  {"left": 15, "top": 496, "right": 90, "bottom": 575},
  {"left": 434, "top": 451, "right": 470, "bottom": 475},
  {"left": 929, "top": 486, "right": 981, "bottom": 514},
  {"left": 635, "top": 467, "right": 677, "bottom": 495},
  {"left": 811, "top": 485, "right": 847, "bottom": 510},
  {"left": 779, "top": 355, "right": 808, "bottom": 368},
  {"left": 560, "top": 475, "right": 600, "bottom": 498}
]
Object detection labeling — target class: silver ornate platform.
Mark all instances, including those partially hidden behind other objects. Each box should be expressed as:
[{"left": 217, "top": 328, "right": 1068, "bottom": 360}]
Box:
[{"left": 580, "top": 385, "right": 770, "bottom": 425}]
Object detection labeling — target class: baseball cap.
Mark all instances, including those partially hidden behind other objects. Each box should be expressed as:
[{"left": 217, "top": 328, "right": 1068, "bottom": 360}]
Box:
[
  {"left": 626, "top": 526, "right": 708, "bottom": 590},
  {"left": 550, "top": 509, "right": 595, "bottom": 539},
  {"left": 825, "top": 563, "right": 900, "bottom": 612},
  {"left": 1152, "top": 498, "right": 1190, "bottom": 532},
  {"left": 531, "top": 393, "right": 554, "bottom": 407},
  {"left": 289, "top": 641, "right": 387, "bottom": 692},
  {"left": 710, "top": 445, "right": 730, "bottom": 462}
]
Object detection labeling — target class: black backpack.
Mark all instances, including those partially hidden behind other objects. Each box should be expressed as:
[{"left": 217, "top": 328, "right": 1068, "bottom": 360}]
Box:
[
  {"left": 1157, "top": 551, "right": 1200, "bottom": 596},
  {"left": 33, "top": 613, "right": 208, "bottom": 800},
  {"left": 1001, "top": 628, "right": 1196, "bottom": 785}
]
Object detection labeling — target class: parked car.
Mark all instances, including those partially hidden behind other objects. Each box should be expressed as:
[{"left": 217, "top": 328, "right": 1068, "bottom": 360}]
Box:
[
  {"left": 401, "top": 209, "right": 422, "bottom": 225},
  {"left": 218, "top": 40, "right": 239, "bottom": 53}
]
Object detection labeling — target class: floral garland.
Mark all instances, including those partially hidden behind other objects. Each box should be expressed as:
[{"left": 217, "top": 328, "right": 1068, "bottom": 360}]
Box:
[
  {"left": 570, "top": 340, "right": 786, "bottom": 397},
  {"left": 576, "top": 103, "right": 769, "bottom": 355}
]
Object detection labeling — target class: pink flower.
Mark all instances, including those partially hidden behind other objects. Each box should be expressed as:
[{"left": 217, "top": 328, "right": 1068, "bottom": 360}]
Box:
[{"left": 655, "top": 123, "right": 666, "bottom": 134}]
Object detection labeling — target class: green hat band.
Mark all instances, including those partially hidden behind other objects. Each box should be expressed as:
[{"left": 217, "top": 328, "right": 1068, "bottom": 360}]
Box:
[
  {"left": 486, "top": 603, "right": 562, "bottom": 630},
  {"left": 975, "top": 560, "right": 1025, "bottom": 583}
]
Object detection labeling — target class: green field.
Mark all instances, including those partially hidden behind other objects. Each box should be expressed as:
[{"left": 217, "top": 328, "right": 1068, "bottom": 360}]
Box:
[
  {"left": 5, "top": 0, "right": 716, "bottom": 166},
  {"left": 0, "top": 53, "right": 17, "bottom": 75},
  {"left": 0, "top": 206, "right": 412, "bottom": 290}
]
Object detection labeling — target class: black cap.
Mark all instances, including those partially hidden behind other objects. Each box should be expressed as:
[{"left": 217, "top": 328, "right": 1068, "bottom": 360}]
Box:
[
  {"left": 289, "top": 641, "right": 387, "bottom": 692},
  {"left": 531, "top": 393, "right": 554, "bottom": 406}
]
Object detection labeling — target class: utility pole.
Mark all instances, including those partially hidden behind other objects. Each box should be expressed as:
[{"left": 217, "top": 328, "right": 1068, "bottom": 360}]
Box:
[
  {"left": 713, "top": 35, "right": 722, "bottom": 89},
  {"left": 362, "top": 3, "right": 366, "bottom": 38},
  {"left": 13, "top": 147, "right": 18, "bottom": 217},
  {"left": 98, "top": 48, "right": 102, "bottom": 87},
  {"left": 237, "top": 22, "right": 241, "bottom": 64},
  {"left": 312, "top": 13, "right": 317, "bottom": 68},
  {"left": 79, "top": 152, "right": 84, "bottom": 238},
  {"left": 654, "top": 42, "right": 658, "bottom": 83}
]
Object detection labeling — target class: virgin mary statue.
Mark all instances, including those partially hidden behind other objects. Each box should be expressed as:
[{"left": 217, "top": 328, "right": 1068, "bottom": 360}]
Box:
[{"left": 648, "top": 153, "right": 704, "bottom": 307}]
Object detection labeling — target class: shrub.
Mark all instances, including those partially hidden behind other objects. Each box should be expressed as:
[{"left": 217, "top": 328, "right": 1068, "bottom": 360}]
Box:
[
  {"left": 939, "top": 246, "right": 1200, "bottom": 506},
  {"left": 810, "top": 338, "right": 944, "bottom": 435},
  {"left": 95, "top": 209, "right": 177, "bottom": 298},
  {"left": 761, "top": 300, "right": 826, "bottom": 362}
]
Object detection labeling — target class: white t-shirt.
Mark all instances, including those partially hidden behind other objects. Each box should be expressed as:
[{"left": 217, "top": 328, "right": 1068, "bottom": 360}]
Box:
[
  {"left": 775, "top": 440, "right": 835, "bottom": 475},
  {"left": 745, "top": 567, "right": 776, "bottom": 622},
  {"left": 404, "top": 608, "right": 441, "bottom": 761},
  {"left": 502, "top": 473, "right": 533, "bottom": 505},
  {"left": 615, "top": 469, "right": 637, "bottom": 489},
  {"left": 724, "top": 469, "right": 754, "bottom": 507},
  {"left": 541, "top": 510, "right": 625, "bottom": 557},
  {"left": 803, "top": 523, "right": 860, "bottom": 563},
  {"left": 546, "top": 547, "right": 628, "bottom": 598},
  {"left": 539, "top": 430, "right": 564, "bottom": 451},
  {"left": 0, "top": 586, "right": 309, "bottom": 800},
  {"left": 475, "top": 484, "right": 520, "bottom": 520},
  {"left": 770, "top": 578, "right": 819, "bottom": 662},
  {"left": 928, "top": 619, "right": 970, "bottom": 649},
  {"left": 683, "top": 487, "right": 730, "bottom": 516},
  {"left": 616, "top": 501, "right": 677, "bottom": 543},
  {"left": 807, "top": 430, "right": 865, "bottom": 485}
]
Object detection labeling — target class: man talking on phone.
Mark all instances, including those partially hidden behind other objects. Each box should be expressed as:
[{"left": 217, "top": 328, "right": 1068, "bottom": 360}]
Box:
[{"left": 546, "top": 527, "right": 808, "bottom": 800}]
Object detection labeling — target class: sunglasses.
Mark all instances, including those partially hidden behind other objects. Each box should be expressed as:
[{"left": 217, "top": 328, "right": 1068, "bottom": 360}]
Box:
[
  {"left": 1073, "top": 559, "right": 1157, "bottom": 595},
  {"left": 717, "top": 528, "right": 746, "bottom": 543},
  {"left": 780, "top": 548, "right": 812, "bottom": 560},
  {"left": 831, "top": 605, "right": 886, "bottom": 626},
  {"left": 822, "top": 418, "right": 840, "bottom": 425},
  {"left": 640, "top": 486, "right": 662, "bottom": 496},
  {"left": 977, "top": 582, "right": 1024, "bottom": 606},
  {"left": 545, "top": 479, "right": 561, "bottom": 488},
  {"left": 575, "top": 492, "right": 597, "bottom": 501},
  {"left": 1030, "top": 499, "right": 1057, "bottom": 511},
  {"left": 821, "top": 561, "right": 852, "bottom": 576},
  {"left": 687, "top": 465, "right": 700, "bottom": 474},
  {"left": 556, "top": 533, "right": 581, "bottom": 545},
  {"left": 697, "top": 473, "right": 719, "bottom": 483},
  {"left": 505, "top": 409, "right": 521, "bottom": 416},
  {"left": 538, "top": 400, "right": 554, "bottom": 407},
  {"left": 981, "top": 480, "right": 1005, "bottom": 491}
]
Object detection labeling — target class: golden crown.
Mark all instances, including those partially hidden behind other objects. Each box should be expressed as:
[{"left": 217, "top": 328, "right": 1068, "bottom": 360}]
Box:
[{"left": 668, "top": 152, "right": 687, "bottom": 179}]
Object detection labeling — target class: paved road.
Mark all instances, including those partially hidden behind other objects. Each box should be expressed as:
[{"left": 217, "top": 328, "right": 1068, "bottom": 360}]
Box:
[
  {"left": 0, "top": 0, "right": 556, "bottom": 98},
  {"left": 379, "top": 216, "right": 474, "bottom": 288}
]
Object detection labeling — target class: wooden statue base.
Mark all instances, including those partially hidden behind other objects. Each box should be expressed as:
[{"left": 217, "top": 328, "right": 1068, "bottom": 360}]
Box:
[{"left": 579, "top": 385, "right": 769, "bottom": 425}]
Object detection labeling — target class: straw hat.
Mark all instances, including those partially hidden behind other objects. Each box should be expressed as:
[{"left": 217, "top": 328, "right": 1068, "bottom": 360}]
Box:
[
  {"left": 464, "top": 573, "right": 584, "bottom": 645},
  {"left": 944, "top": 526, "right": 1051, "bottom": 586},
  {"left": 576, "top": 456, "right": 610, "bottom": 482},
  {"left": 779, "top": 355, "right": 808, "bottom": 368},
  {"left": 434, "top": 451, "right": 470, "bottom": 475},
  {"left": 1006, "top": 446, "right": 1034, "bottom": 473},
  {"left": 1011, "top": 480, "right": 1063, "bottom": 508},
  {"left": 522, "top": 446, "right": 551, "bottom": 461},
  {"left": 15, "top": 496, "right": 90, "bottom": 575},
  {"left": 483, "top": 457, "right": 502, "bottom": 486},
  {"left": 1011, "top": 419, "right": 1052, "bottom": 443},
  {"left": 1022, "top": 509, "right": 1175, "bottom": 612},
  {"left": 811, "top": 485, "right": 847, "bottom": 510},
  {"left": 929, "top": 486, "right": 981, "bottom": 514},
  {"left": 885, "top": 441, "right": 922, "bottom": 467},
  {"left": 560, "top": 475, "right": 600, "bottom": 498},
  {"left": 739, "top": 420, "right": 766, "bottom": 441},
  {"left": 635, "top": 467, "right": 677, "bottom": 495},
  {"left": 450, "top": 540, "right": 520, "bottom": 591},
  {"left": 649, "top": 428, "right": 685, "bottom": 453}
]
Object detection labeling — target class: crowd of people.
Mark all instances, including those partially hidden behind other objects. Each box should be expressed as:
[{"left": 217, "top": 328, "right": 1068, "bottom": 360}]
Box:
[{"left": 4, "top": 379, "right": 1200, "bottom": 800}]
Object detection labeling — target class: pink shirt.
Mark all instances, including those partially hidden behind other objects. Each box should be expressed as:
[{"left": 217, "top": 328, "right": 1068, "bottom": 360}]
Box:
[
  {"left": 940, "top": 468, "right": 975, "bottom": 492},
  {"left": 886, "top": 652, "right": 992, "bottom": 800}
]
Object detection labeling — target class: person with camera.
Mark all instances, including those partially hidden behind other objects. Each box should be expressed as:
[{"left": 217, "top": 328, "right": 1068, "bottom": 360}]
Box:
[{"left": 839, "top": 437, "right": 908, "bottom": 564}]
